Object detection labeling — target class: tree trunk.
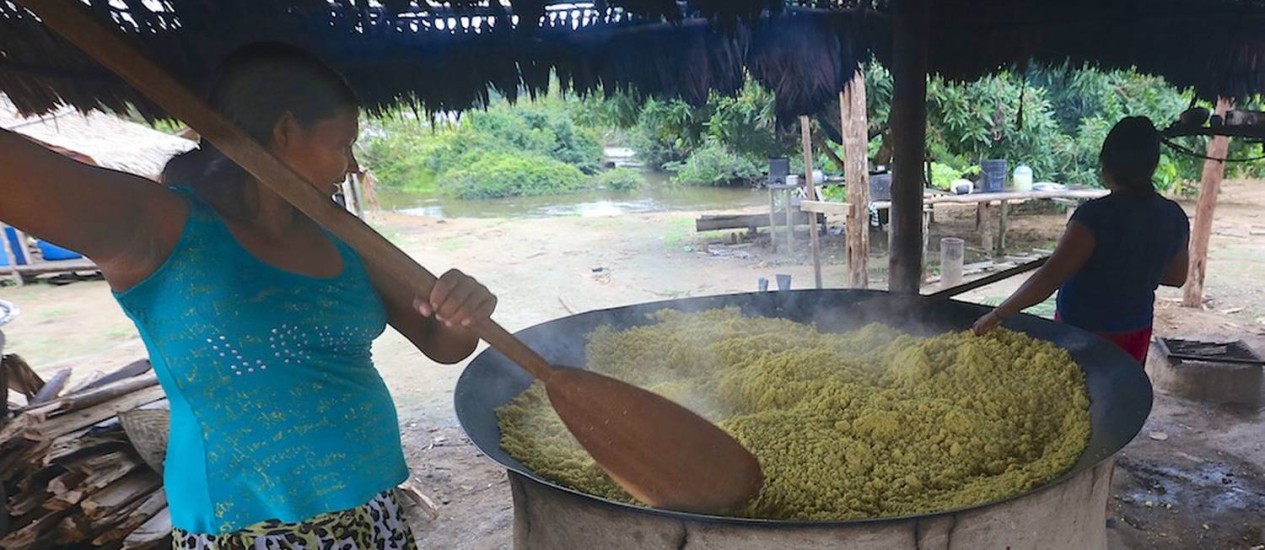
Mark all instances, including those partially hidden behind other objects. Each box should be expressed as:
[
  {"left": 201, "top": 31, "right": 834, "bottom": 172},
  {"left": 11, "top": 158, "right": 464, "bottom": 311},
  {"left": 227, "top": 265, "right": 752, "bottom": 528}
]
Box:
[{"left": 1182, "top": 98, "right": 1234, "bottom": 308}]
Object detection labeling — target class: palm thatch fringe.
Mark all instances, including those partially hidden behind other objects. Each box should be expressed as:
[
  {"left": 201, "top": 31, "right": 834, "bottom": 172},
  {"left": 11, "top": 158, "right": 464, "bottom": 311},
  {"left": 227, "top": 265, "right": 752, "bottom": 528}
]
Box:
[{"left": 2, "top": 0, "right": 1264, "bottom": 120}]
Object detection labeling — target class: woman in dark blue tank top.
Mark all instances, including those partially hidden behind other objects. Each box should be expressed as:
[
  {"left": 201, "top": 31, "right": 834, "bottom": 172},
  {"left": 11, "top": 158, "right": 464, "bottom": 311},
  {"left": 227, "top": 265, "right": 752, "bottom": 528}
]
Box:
[{"left": 973, "top": 117, "right": 1191, "bottom": 365}]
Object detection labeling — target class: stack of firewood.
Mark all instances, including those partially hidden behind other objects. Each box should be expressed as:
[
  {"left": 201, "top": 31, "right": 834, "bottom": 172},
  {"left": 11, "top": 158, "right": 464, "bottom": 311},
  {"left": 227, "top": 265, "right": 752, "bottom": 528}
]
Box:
[{"left": 1, "top": 359, "right": 171, "bottom": 549}]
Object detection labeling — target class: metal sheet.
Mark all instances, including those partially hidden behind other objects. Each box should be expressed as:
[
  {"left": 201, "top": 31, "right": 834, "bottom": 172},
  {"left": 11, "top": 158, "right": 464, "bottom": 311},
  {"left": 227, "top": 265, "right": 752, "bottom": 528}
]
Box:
[{"left": 454, "top": 289, "right": 1153, "bottom": 526}]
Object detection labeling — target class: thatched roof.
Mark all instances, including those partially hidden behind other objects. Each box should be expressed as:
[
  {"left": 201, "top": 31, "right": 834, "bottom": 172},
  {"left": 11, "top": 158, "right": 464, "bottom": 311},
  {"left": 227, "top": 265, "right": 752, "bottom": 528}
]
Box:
[
  {"left": 1, "top": 0, "right": 1263, "bottom": 120},
  {"left": 0, "top": 96, "right": 195, "bottom": 180},
  {"left": 922, "top": 0, "right": 1265, "bottom": 101}
]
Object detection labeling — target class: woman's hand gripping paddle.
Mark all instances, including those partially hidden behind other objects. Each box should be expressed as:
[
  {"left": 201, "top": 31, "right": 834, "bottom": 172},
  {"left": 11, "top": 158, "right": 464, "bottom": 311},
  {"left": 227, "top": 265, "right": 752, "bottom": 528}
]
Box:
[{"left": 19, "top": 0, "right": 764, "bottom": 514}]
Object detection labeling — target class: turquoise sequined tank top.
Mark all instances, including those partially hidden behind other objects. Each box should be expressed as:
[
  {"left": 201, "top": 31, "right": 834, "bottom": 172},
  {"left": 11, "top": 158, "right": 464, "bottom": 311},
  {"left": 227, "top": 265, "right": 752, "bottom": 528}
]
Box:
[{"left": 113, "top": 188, "right": 408, "bottom": 534}]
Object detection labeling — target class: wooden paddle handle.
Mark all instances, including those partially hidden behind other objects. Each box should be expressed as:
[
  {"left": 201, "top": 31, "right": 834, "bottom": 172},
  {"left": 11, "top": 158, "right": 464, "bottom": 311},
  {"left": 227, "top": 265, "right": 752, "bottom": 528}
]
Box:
[
  {"left": 18, "top": 0, "right": 557, "bottom": 381},
  {"left": 925, "top": 256, "right": 1049, "bottom": 301}
]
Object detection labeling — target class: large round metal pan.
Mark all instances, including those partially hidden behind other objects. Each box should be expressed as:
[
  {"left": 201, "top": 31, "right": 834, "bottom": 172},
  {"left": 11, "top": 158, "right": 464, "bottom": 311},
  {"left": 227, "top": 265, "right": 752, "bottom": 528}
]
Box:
[{"left": 454, "top": 289, "right": 1152, "bottom": 526}]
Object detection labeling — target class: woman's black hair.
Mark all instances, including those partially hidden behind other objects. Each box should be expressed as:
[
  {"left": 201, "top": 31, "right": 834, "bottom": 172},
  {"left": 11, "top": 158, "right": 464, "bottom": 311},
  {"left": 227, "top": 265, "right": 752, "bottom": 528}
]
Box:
[
  {"left": 161, "top": 42, "right": 359, "bottom": 186},
  {"left": 1099, "top": 116, "right": 1161, "bottom": 195}
]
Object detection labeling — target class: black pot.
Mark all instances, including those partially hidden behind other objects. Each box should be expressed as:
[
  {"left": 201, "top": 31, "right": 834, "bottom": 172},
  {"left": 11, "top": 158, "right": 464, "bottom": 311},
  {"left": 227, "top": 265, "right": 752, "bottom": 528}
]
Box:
[{"left": 455, "top": 289, "right": 1151, "bottom": 526}]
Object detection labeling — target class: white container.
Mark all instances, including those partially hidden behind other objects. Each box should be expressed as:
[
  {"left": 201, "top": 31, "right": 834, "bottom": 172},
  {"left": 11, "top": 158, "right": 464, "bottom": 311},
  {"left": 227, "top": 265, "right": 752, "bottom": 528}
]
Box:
[
  {"left": 1013, "top": 165, "right": 1034, "bottom": 192},
  {"left": 951, "top": 178, "right": 974, "bottom": 195}
]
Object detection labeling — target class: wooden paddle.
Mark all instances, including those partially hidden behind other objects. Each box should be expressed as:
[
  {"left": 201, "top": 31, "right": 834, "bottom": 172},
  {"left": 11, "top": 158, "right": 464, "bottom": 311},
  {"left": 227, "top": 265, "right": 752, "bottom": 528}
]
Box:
[{"left": 18, "top": 0, "right": 763, "bottom": 514}]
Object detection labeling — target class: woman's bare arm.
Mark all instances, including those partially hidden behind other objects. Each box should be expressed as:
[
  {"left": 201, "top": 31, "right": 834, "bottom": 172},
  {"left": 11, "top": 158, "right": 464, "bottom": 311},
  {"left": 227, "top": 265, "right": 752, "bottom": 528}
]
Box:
[
  {"left": 1160, "top": 235, "right": 1190, "bottom": 287},
  {"left": 0, "top": 128, "right": 184, "bottom": 288},
  {"left": 974, "top": 221, "right": 1096, "bottom": 334}
]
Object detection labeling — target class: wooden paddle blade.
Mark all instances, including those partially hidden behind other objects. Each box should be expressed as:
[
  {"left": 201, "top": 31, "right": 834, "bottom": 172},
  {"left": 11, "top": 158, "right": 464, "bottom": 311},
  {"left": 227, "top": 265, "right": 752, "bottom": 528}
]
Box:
[{"left": 545, "top": 366, "right": 763, "bottom": 514}]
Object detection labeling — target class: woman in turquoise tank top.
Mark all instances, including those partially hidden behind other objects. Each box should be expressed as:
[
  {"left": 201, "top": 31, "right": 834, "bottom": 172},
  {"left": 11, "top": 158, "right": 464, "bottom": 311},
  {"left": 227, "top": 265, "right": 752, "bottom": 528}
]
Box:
[{"left": 0, "top": 43, "right": 495, "bottom": 548}]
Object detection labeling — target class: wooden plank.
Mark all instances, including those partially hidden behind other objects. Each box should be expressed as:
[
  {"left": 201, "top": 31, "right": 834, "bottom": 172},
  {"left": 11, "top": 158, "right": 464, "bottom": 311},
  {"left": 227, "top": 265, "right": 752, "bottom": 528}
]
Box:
[
  {"left": 43, "top": 427, "right": 99, "bottom": 464},
  {"left": 800, "top": 115, "right": 823, "bottom": 289},
  {"left": 842, "top": 75, "right": 870, "bottom": 289},
  {"left": 54, "top": 515, "right": 91, "bottom": 546},
  {"left": 121, "top": 507, "right": 169, "bottom": 549},
  {"left": 0, "top": 507, "right": 72, "bottom": 549},
  {"left": 70, "top": 451, "right": 144, "bottom": 497},
  {"left": 69, "top": 359, "right": 151, "bottom": 395},
  {"left": 63, "top": 371, "right": 104, "bottom": 396},
  {"left": 91, "top": 489, "right": 165, "bottom": 546},
  {"left": 923, "top": 189, "right": 1108, "bottom": 205},
  {"left": 28, "top": 385, "right": 165, "bottom": 441},
  {"left": 695, "top": 211, "right": 815, "bottom": 232},
  {"left": 799, "top": 200, "right": 852, "bottom": 215},
  {"left": 30, "top": 368, "right": 72, "bottom": 406},
  {"left": 869, "top": 189, "right": 1109, "bottom": 210},
  {"left": 81, "top": 469, "right": 162, "bottom": 520},
  {"left": 43, "top": 371, "right": 158, "bottom": 416},
  {"left": 0, "top": 258, "right": 98, "bottom": 277},
  {"left": 1183, "top": 98, "right": 1234, "bottom": 307}
]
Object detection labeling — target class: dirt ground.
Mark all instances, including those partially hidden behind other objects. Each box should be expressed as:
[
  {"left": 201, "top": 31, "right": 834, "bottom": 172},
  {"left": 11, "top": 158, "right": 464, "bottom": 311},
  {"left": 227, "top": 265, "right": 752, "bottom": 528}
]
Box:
[{"left": 3, "top": 180, "right": 1264, "bottom": 549}]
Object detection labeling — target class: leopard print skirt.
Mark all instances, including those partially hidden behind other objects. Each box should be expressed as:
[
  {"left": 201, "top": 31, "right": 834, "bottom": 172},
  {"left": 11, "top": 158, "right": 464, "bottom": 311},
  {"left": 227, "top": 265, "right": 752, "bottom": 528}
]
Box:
[{"left": 172, "top": 490, "right": 417, "bottom": 549}]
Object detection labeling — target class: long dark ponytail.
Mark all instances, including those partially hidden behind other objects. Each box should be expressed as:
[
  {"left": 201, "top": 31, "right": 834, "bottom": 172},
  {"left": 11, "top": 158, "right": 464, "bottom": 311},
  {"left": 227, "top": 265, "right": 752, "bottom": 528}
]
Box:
[{"left": 161, "top": 43, "right": 359, "bottom": 186}]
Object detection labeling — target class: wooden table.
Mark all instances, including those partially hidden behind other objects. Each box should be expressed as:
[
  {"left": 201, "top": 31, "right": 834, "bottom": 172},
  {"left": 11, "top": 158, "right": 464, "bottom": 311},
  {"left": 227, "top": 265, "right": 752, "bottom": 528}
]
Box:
[{"left": 801, "top": 187, "right": 1109, "bottom": 257}]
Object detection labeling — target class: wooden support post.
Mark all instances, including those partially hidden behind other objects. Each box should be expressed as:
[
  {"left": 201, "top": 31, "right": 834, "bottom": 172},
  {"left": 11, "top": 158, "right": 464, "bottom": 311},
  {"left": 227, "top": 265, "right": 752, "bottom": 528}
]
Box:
[
  {"left": 785, "top": 188, "right": 794, "bottom": 253},
  {"left": 888, "top": 0, "right": 931, "bottom": 294},
  {"left": 801, "top": 116, "right": 823, "bottom": 289},
  {"left": 940, "top": 237, "right": 965, "bottom": 290},
  {"left": 768, "top": 186, "right": 778, "bottom": 253},
  {"left": 339, "top": 176, "right": 357, "bottom": 218},
  {"left": 1183, "top": 98, "right": 1234, "bottom": 308},
  {"left": 980, "top": 202, "right": 995, "bottom": 258},
  {"left": 997, "top": 199, "right": 1009, "bottom": 257},
  {"left": 353, "top": 174, "right": 366, "bottom": 218},
  {"left": 842, "top": 73, "right": 870, "bottom": 289},
  {"left": 922, "top": 207, "right": 931, "bottom": 262}
]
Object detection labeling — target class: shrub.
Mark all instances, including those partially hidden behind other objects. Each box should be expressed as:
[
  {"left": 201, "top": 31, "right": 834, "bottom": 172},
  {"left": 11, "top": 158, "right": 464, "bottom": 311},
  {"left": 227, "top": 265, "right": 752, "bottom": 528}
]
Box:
[
  {"left": 441, "top": 152, "right": 588, "bottom": 199},
  {"left": 665, "top": 140, "right": 762, "bottom": 186},
  {"left": 596, "top": 168, "right": 644, "bottom": 192},
  {"left": 360, "top": 100, "right": 603, "bottom": 197}
]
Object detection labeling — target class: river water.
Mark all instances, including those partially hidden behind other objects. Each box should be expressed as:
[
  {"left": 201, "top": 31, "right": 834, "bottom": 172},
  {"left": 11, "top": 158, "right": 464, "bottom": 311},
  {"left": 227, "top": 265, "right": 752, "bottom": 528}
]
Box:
[{"left": 375, "top": 171, "right": 767, "bottom": 219}]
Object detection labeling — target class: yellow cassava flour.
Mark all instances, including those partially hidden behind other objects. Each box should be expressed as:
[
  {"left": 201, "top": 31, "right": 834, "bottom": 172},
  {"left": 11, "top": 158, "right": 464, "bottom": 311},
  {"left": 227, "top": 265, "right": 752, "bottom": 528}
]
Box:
[{"left": 497, "top": 308, "right": 1091, "bottom": 520}]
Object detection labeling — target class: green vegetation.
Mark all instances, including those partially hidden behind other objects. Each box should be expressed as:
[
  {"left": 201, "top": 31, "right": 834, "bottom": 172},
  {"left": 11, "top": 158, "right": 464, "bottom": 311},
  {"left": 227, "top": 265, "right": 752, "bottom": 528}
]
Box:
[
  {"left": 444, "top": 152, "right": 588, "bottom": 199},
  {"left": 361, "top": 66, "right": 1264, "bottom": 200},
  {"left": 360, "top": 99, "right": 605, "bottom": 199},
  {"left": 929, "top": 162, "right": 981, "bottom": 191},
  {"left": 663, "top": 140, "right": 763, "bottom": 186},
  {"left": 595, "top": 167, "right": 644, "bottom": 192}
]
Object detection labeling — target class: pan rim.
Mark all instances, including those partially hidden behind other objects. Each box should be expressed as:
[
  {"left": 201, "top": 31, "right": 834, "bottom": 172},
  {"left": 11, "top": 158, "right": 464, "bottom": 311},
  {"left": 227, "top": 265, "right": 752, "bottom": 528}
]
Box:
[{"left": 454, "top": 289, "right": 1152, "bottom": 526}]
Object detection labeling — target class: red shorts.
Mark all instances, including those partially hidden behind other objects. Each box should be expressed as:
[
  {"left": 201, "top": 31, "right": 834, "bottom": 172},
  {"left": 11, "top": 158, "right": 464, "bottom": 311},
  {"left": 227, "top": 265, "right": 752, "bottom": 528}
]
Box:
[{"left": 1055, "top": 313, "right": 1152, "bottom": 365}]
